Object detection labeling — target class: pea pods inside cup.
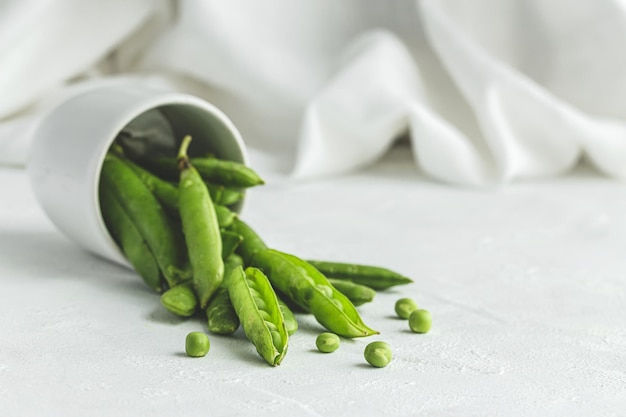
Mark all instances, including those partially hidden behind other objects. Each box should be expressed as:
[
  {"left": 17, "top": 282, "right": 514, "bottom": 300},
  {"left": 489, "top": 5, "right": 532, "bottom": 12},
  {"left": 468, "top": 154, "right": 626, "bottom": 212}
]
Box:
[{"left": 27, "top": 83, "right": 248, "bottom": 267}]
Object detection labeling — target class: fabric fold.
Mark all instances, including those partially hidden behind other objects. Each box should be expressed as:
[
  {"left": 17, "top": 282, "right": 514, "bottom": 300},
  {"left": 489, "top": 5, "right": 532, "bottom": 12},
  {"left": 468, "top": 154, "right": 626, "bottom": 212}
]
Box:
[{"left": 2, "top": 0, "right": 626, "bottom": 186}]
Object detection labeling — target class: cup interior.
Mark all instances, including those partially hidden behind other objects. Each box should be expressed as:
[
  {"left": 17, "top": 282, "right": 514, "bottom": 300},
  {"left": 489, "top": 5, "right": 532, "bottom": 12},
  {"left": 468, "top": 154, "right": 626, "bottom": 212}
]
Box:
[{"left": 114, "top": 104, "right": 246, "bottom": 163}]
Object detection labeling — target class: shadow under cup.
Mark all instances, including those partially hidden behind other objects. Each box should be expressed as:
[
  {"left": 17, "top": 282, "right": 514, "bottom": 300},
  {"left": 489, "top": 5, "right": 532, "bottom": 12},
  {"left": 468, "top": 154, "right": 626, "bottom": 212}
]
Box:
[{"left": 28, "top": 84, "right": 247, "bottom": 268}]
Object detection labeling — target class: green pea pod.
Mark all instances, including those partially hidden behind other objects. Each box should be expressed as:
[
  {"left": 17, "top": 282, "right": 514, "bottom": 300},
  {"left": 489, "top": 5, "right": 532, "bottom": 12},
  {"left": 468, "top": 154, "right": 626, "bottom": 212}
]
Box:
[
  {"left": 229, "top": 218, "right": 268, "bottom": 264},
  {"left": 222, "top": 253, "right": 244, "bottom": 281},
  {"left": 205, "top": 288, "right": 237, "bottom": 333},
  {"left": 191, "top": 157, "right": 264, "bottom": 188},
  {"left": 251, "top": 249, "right": 378, "bottom": 338},
  {"left": 100, "top": 153, "right": 188, "bottom": 287},
  {"left": 206, "top": 183, "right": 244, "bottom": 207},
  {"left": 277, "top": 298, "right": 298, "bottom": 335},
  {"left": 99, "top": 182, "right": 163, "bottom": 292},
  {"left": 307, "top": 260, "right": 413, "bottom": 290},
  {"left": 327, "top": 278, "right": 376, "bottom": 306},
  {"left": 178, "top": 136, "right": 224, "bottom": 308},
  {"left": 228, "top": 266, "right": 288, "bottom": 366},
  {"left": 206, "top": 254, "right": 243, "bottom": 334},
  {"left": 205, "top": 184, "right": 222, "bottom": 205},
  {"left": 160, "top": 282, "right": 197, "bottom": 317},
  {"left": 125, "top": 158, "right": 237, "bottom": 229},
  {"left": 219, "top": 188, "right": 244, "bottom": 206},
  {"left": 215, "top": 205, "right": 237, "bottom": 228},
  {"left": 221, "top": 231, "right": 243, "bottom": 259},
  {"left": 122, "top": 158, "right": 179, "bottom": 217},
  {"left": 140, "top": 156, "right": 264, "bottom": 188}
]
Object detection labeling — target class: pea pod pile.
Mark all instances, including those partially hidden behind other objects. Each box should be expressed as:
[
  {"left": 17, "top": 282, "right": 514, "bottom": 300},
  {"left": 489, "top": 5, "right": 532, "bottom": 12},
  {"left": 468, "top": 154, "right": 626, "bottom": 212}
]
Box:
[{"left": 99, "top": 135, "right": 415, "bottom": 366}]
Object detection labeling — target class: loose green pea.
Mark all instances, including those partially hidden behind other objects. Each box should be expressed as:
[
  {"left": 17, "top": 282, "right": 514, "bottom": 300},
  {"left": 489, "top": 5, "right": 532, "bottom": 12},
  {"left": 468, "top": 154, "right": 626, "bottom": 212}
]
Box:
[
  {"left": 185, "top": 332, "right": 210, "bottom": 357},
  {"left": 315, "top": 333, "right": 340, "bottom": 353},
  {"left": 409, "top": 309, "right": 432, "bottom": 333},
  {"left": 364, "top": 341, "right": 392, "bottom": 368},
  {"left": 395, "top": 298, "right": 418, "bottom": 319}
]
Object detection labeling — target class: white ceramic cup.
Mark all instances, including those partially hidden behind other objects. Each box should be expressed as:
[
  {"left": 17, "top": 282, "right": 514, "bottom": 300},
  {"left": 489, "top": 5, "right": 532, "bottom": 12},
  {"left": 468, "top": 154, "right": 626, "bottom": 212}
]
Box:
[{"left": 28, "top": 83, "right": 247, "bottom": 267}]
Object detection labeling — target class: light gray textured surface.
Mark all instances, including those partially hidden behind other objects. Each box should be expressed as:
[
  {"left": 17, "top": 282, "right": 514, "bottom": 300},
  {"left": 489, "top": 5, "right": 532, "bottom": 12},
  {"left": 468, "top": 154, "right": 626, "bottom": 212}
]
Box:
[{"left": 1, "top": 147, "right": 625, "bottom": 416}]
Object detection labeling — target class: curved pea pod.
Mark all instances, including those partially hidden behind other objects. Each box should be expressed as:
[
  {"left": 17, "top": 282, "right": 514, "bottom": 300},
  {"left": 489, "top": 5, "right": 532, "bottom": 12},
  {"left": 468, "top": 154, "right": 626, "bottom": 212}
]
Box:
[
  {"left": 100, "top": 153, "right": 188, "bottom": 287},
  {"left": 160, "top": 282, "right": 197, "bottom": 317},
  {"left": 206, "top": 255, "right": 243, "bottom": 334},
  {"left": 307, "top": 260, "right": 412, "bottom": 290},
  {"left": 99, "top": 182, "right": 163, "bottom": 292},
  {"left": 277, "top": 298, "right": 298, "bottom": 335},
  {"left": 251, "top": 250, "right": 378, "bottom": 338},
  {"left": 327, "top": 278, "right": 375, "bottom": 306},
  {"left": 229, "top": 219, "right": 268, "bottom": 264},
  {"left": 221, "top": 231, "right": 243, "bottom": 260},
  {"left": 228, "top": 266, "right": 288, "bottom": 366},
  {"left": 191, "top": 157, "right": 265, "bottom": 188},
  {"left": 178, "top": 137, "right": 224, "bottom": 308}
]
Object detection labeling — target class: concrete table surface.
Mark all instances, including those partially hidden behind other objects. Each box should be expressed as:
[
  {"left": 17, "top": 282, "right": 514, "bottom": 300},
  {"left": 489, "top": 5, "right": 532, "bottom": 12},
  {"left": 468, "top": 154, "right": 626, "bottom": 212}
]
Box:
[{"left": 1, "top": 147, "right": 625, "bottom": 416}]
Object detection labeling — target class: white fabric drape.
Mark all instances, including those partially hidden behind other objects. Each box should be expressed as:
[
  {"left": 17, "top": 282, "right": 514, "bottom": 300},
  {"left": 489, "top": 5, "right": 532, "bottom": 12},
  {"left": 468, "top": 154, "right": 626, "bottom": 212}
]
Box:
[{"left": 2, "top": 0, "right": 625, "bottom": 185}]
